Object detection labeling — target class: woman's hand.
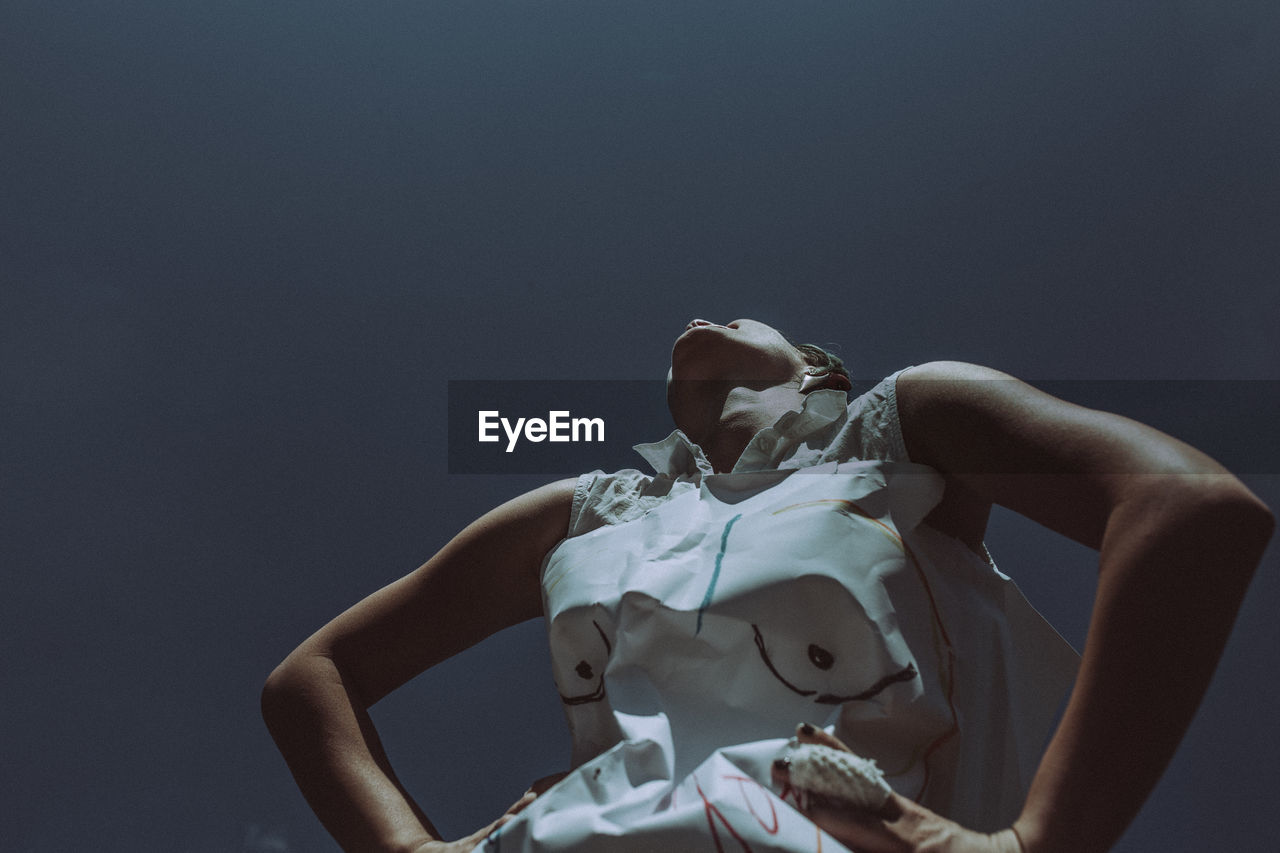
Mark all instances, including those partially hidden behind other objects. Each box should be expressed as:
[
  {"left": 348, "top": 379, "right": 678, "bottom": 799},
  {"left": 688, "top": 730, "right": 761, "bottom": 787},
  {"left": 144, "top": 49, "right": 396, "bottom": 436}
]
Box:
[
  {"left": 410, "top": 772, "right": 569, "bottom": 853},
  {"left": 407, "top": 789, "right": 535, "bottom": 853},
  {"left": 772, "top": 725, "right": 1023, "bottom": 853}
]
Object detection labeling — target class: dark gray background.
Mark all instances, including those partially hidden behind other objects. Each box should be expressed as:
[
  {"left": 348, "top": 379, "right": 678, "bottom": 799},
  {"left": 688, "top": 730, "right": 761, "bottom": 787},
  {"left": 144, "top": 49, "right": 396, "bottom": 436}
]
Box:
[{"left": 2, "top": 2, "right": 1276, "bottom": 850}]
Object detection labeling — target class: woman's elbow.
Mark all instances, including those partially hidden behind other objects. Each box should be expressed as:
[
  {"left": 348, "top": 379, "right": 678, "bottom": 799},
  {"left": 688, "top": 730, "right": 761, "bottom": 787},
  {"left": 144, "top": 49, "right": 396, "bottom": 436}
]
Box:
[
  {"left": 1169, "top": 475, "right": 1275, "bottom": 572},
  {"left": 1200, "top": 477, "right": 1274, "bottom": 543},
  {"left": 1112, "top": 473, "right": 1273, "bottom": 576},
  {"left": 260, "top": 660, "right": 299, "bottom": 735},
  {"left": 260, "top": 652, "right": 330, "bottom": 737},
  {"left": 1235, "top": 489, "right": 1274, "bottom": 560}
]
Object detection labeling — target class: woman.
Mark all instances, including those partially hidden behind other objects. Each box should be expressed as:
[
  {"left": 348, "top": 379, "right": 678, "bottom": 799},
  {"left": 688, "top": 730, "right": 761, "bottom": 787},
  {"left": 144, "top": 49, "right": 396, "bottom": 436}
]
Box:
[{"left": 262, "top": 318, "right": 1272, "bottom": 853}]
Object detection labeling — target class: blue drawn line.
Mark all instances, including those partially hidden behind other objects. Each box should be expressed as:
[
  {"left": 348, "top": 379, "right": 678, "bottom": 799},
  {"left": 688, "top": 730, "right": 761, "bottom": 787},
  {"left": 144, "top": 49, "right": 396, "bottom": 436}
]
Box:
[{"left": 696, "top": 513, "right": 742, "bottom": 634}]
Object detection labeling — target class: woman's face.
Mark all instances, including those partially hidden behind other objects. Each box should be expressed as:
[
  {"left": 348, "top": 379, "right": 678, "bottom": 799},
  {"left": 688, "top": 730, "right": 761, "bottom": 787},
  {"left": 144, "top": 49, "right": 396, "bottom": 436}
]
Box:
[
  {"left": 666, "top": 318, "right": 809, "bottom": 437},
  {"left": 669, "top": 318, "right": 806, "bottom": 385}
]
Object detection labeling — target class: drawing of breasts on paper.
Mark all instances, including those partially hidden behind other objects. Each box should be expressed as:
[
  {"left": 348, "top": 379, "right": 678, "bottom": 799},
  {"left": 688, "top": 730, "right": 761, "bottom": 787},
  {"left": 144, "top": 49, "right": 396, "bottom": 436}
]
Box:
[
  {"left": 542, "top": 463, "right": 958, "bottom": 795},
  {"left": 724, "top": 487, "right": 964, "bottom": 802},
  {"left": 496, "top": 460, "right": 1077, "bottom": 850},
  {"left": 546, "top": 605, "right": 627, "bottom": 765}
]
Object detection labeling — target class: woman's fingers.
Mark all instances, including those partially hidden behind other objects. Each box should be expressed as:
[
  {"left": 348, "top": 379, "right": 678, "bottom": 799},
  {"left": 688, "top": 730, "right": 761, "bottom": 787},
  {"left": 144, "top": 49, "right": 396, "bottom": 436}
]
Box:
[
  {"left": 794, "top": 721, "right": 851, "bottom": 752},
  {"left": 418, "top": 781, "right": 564, "bottom": 853},
  {"left": 777, "top": 723, "right": 910, "bottom": 851},
  {"left": 447, "top": 812, "right": 517, "bottom": 852},
  {"left": 505, "top": 769, "right": 569, "bottom": 818},
  {"left": 450, "top": 791, "right": 537, "bottom": 851},
  {"left": 528, "top": 770, "right": 568, "bottom": 795},
  {"left": 504, "top": 789, "right": 540, "bottom": 816},
  {"left": 770, "top": 762, "right": 907, "bottom": 853},
  {"left": 804, "top": 792, "right": 914, "bottom": 852},
  {"left": 776, "top": 727, "right": 1024, "bottom": 853},
  {"left": 772, "top": 723, "right": 851, "bottom": 794}
]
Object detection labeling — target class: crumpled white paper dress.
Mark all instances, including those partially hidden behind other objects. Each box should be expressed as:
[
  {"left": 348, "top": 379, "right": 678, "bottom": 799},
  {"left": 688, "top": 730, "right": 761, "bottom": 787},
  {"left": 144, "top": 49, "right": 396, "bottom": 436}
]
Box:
[{"left": 483, "top": 384, "right": 1078, "bottom": 853}]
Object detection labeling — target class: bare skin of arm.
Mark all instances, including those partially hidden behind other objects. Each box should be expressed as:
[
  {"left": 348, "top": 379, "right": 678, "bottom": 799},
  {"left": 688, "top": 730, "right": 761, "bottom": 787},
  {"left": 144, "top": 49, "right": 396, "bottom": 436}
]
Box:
[
  {"left": 261, "top": 477, "right": 577, "bottom": 853},
  {"left": 889, "top": 361, "right": 1274, "bottom": 853}
]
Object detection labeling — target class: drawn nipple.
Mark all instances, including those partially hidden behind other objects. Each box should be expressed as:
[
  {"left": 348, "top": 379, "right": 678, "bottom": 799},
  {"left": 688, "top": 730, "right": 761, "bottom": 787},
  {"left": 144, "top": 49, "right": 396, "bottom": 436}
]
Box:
[{"left": 807, "top": 644, "right": 834, "bottom": 670}]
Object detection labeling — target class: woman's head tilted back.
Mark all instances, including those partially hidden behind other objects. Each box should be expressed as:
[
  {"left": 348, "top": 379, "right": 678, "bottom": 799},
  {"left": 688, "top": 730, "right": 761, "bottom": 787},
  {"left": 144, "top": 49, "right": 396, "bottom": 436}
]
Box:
[{"left": 666, "top": 318, "right": 852, "bottom": 436}]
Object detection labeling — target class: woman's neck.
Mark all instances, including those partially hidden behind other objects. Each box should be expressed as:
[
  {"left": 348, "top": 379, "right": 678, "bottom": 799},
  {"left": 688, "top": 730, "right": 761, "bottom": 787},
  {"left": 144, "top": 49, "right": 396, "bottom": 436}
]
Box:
[{"left": 693, "top": 384, "right": 806, "bottom": 473}]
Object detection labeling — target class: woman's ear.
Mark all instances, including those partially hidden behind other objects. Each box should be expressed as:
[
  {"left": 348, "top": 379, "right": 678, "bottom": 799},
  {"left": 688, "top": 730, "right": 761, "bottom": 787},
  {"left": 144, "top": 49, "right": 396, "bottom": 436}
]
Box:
[{"left": 799, "top": 371, "right": 853, "bottom": 394}]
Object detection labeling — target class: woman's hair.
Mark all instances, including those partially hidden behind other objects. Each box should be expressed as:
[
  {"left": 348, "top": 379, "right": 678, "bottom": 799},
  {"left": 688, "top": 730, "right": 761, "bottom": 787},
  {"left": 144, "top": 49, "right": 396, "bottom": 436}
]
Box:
[{"left": 792, "top": 342, "right": 850, "bottom": 383}]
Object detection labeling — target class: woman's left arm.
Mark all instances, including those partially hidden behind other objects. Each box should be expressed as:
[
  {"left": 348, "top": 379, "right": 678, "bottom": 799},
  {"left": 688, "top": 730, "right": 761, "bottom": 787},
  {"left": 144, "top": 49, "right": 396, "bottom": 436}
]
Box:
[{"left": 887, "top": 361, "right": 1274, "bottom": 853}]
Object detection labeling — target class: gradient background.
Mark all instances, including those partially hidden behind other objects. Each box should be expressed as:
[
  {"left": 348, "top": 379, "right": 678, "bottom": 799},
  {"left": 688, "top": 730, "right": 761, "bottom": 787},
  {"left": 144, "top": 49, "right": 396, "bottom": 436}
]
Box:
[{"left": 3, "top": 2, "right": 1277, "bottom": 850}]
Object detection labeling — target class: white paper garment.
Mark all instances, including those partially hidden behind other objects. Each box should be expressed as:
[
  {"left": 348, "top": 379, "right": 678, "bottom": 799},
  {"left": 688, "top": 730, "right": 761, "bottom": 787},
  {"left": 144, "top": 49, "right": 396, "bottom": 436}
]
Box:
[{"left": 483, "top": 460, "right": 1078, "bottom": 852}]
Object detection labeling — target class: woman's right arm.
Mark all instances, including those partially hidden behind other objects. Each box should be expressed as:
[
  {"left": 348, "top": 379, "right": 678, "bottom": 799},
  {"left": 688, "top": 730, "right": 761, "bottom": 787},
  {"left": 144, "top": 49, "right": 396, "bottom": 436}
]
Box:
[{"left": 261, "top": 478, "right": 577, "bottom": 853}]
